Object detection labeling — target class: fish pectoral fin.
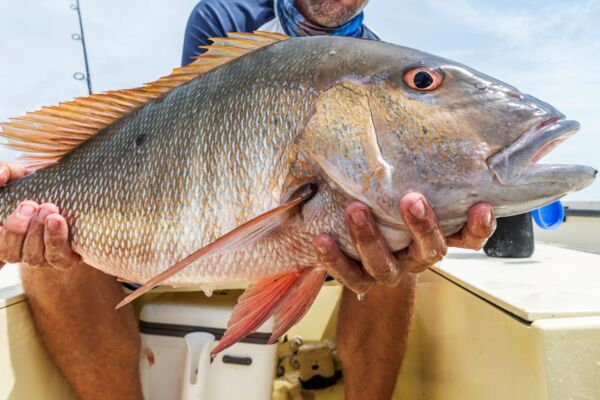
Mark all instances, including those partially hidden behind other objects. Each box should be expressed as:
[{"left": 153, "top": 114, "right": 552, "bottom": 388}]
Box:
[
  {"left": 211, "top": 268, "right": 326, "bottom": 356},
  {"left": 114, "top": 184, "right": 317, "bottom": 309}
]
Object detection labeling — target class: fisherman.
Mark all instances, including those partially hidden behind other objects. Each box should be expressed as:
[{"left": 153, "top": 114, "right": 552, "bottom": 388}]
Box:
[{"left": 0, "top": 1, "right": 496, "bottom": 399}]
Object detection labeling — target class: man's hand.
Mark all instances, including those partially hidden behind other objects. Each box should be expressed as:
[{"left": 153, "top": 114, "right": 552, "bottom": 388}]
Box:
[
  {"left": 0, "top": 162, "right": 81, "bottom": 270},
  {"left": 313, "top": 192, "right": 496, "bottom": 295}
]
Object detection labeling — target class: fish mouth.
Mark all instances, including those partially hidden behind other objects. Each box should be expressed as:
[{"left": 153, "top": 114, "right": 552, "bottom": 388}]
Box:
[{"left": 487, "top": 116, "right": 597, "bottom": 189}]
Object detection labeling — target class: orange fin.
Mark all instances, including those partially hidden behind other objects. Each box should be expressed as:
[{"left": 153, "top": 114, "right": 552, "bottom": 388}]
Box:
[
  {"left": 268, "top": 269, "right": 327, "bottom": 344},
  {"left": 0, "top": 32, "right": 289, "bottom": 171},
  {"left": 115, "top": 184, "right": 316, "bottom": 309},
  {"left": 210, "top": 270, "right": 306, "bottom": 356}
]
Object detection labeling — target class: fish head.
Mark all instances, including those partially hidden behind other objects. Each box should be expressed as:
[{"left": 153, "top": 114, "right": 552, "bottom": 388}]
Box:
[
  {"left": 298, "top": 38, "right": 596, "bottom": 247},
  {"left": 365, "top": 46, "right": 596, "bottom": 225}
]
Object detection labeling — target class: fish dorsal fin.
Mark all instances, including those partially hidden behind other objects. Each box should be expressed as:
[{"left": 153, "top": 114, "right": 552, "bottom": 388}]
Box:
[{"left": 0, "top": 31, "right": 289, "bottom": 171}]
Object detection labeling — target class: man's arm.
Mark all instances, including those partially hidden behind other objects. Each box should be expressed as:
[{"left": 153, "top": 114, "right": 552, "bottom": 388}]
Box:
[{"left": 331, "top": 195, "right": 494, "bottom": 400}]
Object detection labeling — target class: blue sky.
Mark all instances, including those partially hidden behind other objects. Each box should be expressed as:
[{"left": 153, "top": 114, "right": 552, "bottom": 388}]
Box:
[{"left": 0, "top": 0, "right": 598, "bottom": 199}]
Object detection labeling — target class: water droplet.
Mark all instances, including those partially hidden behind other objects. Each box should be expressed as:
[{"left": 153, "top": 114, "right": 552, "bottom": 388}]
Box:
[
  {"left": 357, "top": 293, "right": 365, "bottom": 301},
  {"left": 203, "top": 288, "right": 214, "bottom": 297},
  {"left": 475, "top": 82, "right": 487, "bottom": 90}
]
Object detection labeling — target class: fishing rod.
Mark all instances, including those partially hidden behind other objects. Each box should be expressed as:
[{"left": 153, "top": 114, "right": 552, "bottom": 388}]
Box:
[{"left": 71, "top": 0, "right": 93, "bottom": 94}]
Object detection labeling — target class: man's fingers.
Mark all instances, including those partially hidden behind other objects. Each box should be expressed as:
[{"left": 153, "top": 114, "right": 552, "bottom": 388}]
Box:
[
  {"left": 22, "top": 203, "right": 59, "bottom": 267},
  {"left": 344, "top": 202, "right": 401, "bottom": 285},
  {"left": 0, "top": 162, "right": 28, "bottom": 186},
  {"left": 0, "top": 201, "right": 38, "bottom": 263},
  {"left": 312, "top": 234, "right": 374, "bottom": 295},
  {"left": 446, "top": 203, "right": 496, "bottom": 250},
  {"left": 44, "top": 214, "right": 81, "bottom": 270},
  {"left": 398, "top": 193, "right": 447, "bottom": 273}
]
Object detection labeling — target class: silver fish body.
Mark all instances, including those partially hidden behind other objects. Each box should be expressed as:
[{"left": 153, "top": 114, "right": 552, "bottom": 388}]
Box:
[{"left": 0, "top": 35, "right": 595, "bottom": 289}]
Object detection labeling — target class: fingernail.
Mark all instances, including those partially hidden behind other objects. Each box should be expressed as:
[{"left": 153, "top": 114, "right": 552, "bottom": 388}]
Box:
[
  {"left": 350, "top": 209, "right": 367, "bottom": 226},
  {"left": 0, "top": 166, "right": 7, "bottom": 183},
  {"left": 18, "top": 204, "right": 35, "bottom": 217},
  {"left": 315, "top": 245, "right": 328, "bottom": 255},
  {"left": 37, "top": 208, "right": 51, "bottom": 222},
  {"left": 409, "top": 198, "right": 426, "bottom": 219},
  {"left": 482, "top": 210, "right": 493, "bottom": 227},
  {"left": 46, "top": 218, "right": 60, "bottom": 231}
]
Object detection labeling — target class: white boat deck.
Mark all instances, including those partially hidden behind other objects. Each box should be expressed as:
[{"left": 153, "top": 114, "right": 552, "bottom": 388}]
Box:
[
  {"left": 0, "top": 265, "right": 22, "bottom": 308},
  {"left": 436, "top": 244, "right": 600, "bottom": 322}
]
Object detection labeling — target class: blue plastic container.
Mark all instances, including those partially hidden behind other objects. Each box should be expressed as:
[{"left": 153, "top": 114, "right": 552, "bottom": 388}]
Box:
[{"left": 532, "top": 200, "right": 564, "bottom": 230}]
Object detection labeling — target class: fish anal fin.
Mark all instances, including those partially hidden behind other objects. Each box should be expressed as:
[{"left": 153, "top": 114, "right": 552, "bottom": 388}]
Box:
[
  {"left": 115, "top": 184, "right": 317, "bottom": 309},
  {"left": 268, "top": 269, "right": 327, "bottom": 344},
  {"left": 0, "top": 32, "right": 289, "bottom": 171},
  {"left": 210, "top": 270, "right": 307, "bottom": 356}
]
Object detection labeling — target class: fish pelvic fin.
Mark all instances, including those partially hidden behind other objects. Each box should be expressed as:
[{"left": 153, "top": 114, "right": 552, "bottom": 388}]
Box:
[
  {"left": 0, "top": 32, "right": 289, "bottom": 171},
  {"left": 211, "top": 268, "right": 326, "bottom": 356},
  {"left": 115, "top": 183, "right": 316, "bottom": 309}
]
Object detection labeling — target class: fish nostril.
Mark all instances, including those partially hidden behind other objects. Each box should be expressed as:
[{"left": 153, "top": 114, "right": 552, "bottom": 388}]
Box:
[{"left": 507, "top": 91, "right": 523, "bottom": 99}]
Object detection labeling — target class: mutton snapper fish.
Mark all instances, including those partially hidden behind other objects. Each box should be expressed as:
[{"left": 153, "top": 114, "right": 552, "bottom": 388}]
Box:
[{"left": 0, "top": 32, "right": 595, "bottom": 354}]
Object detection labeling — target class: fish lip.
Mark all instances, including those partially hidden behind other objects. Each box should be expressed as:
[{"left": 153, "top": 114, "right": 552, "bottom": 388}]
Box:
[
  {"left": 528, "top": 117, "right": 576, "bottom": 162},
  {"left": 487, "top": 116, "right": 583, "bottom": 186}
]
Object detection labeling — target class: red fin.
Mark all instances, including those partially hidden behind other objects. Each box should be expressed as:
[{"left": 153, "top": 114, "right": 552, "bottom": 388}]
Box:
[
  {"left": 115, "top": 184, "right": 316, "bottom": 309},
  {"left": 210, "top": 271, "right": 306, "bottom": 356},
  {"left": 268, "top": 269, "right": 327, "bottom": 344}
]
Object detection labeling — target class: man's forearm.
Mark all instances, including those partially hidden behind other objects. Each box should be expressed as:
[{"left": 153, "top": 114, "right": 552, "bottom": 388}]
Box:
[{"left": 336, "top": 273, "right": 417, "bottom": 400}]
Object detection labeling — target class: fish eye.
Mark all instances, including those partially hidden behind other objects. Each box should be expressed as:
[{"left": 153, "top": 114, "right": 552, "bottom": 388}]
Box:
[{"left": 404, "top": 67, "right": 444, "bottom": 91}]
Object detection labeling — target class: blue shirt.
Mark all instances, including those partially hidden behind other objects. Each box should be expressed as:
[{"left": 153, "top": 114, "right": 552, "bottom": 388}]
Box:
[{"left": 181, "top": 0, "right": 379, "bottom": 66}]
